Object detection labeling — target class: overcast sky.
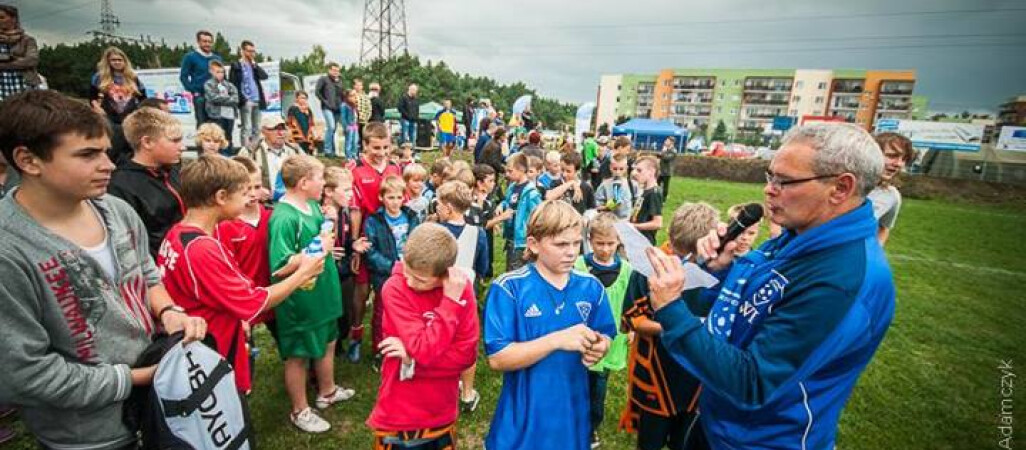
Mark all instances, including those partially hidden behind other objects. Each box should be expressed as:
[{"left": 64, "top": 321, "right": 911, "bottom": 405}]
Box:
[{"left": 13, "top": 0, "right": 1026, "bottom": 113}]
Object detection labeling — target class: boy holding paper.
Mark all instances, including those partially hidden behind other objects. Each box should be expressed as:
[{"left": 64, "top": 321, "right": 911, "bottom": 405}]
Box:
[{"left": 620, "top": 202, "right": 718, "bottom": 450}]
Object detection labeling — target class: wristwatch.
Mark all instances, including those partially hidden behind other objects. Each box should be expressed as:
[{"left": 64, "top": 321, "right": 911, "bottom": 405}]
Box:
[{"left": 158, "top": 305, "right": 186, "bottom": 322}]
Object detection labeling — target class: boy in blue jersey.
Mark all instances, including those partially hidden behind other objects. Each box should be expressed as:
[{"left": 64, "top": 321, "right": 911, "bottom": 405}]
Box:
[{"left": 484, "top": 200, "right": 617, "bottom": 450}]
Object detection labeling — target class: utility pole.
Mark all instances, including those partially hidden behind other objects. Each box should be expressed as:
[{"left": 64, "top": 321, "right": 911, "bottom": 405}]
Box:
[
  {"left": 359, "top": 0, "right": 409, "bottom": 64},
  {"left": 99, "top": 0, "right": 120, "bottom": 37}
]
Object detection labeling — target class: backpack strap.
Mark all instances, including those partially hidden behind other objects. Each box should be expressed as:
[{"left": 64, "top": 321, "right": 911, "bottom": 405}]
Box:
[
  {"left": 160, "top": 358, "right": 233, "bottom": 418},
  {"left": 223, "top": 420, "right": 252, "bottom": 450}
]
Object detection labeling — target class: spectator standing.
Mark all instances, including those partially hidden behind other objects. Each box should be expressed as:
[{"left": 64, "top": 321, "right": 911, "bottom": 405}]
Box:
[
  {"left": 315, "top": 63, "right": 345, "bottom": 157},
  {"left": 397, "top": 83, "right": 420, "bottom": 146},
  {"left": 179, "top": 30, "right": 222, "bottom": 126},
  {"left": 90, "top": 46, "right": 147, "bottom": 165},
  {"left": 0, "top": 5, "right": 39, "bottom": 102},
  {"left": 203, "top": 60, "right": 239, "bottom": 153},
  {"left": 353, "top": 78, "right": 371, "bottom": 144},
  {"left": 237, "top": 115, "right": 304, "bottom": 193},
  {"left": 229, "top": 40, "right": 268, "bottom": 148},
  {"left": 369, "top": 82, "right": 385, "bottom": 123}
]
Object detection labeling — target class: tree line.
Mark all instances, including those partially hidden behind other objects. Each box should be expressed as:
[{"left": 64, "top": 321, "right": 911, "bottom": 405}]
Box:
[{"left": 37, "top": 34, "right": 577, "bottom": 128}]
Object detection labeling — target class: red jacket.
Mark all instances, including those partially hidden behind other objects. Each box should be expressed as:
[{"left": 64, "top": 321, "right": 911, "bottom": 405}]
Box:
[{"left": 366, "top": 263, "right": 480, "bottom": 431}]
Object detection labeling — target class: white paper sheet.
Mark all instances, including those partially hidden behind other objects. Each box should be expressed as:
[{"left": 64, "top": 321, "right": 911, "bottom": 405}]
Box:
[{"left": 613, "top": 220, "right": 719, "bottom": 290}]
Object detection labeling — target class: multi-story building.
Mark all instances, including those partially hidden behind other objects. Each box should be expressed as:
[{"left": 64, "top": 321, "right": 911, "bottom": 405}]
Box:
[
  {"left": 595, "top": 68, "right": 921, "bottom": 139},
  {"left": 998, "top": 94, "right": 1026, "bottom": 127}
]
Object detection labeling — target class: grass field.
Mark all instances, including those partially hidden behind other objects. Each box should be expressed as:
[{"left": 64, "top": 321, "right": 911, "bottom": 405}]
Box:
[{"left": 5, "top": 176, "right": 1025, "bottom": 449}]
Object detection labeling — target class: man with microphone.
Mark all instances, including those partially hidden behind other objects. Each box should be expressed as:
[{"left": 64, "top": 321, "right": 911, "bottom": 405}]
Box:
[{"left": 644, "top": 123, "right": 896, "bottom": 450}]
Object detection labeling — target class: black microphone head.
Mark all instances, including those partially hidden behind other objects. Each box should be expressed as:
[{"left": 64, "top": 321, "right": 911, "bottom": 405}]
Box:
[{"left": 736, "top": 203, "right": 764, "bottom": 227}]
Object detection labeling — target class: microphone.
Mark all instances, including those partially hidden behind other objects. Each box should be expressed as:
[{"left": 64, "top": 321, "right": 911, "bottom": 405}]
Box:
[{"left": 718, "top": 203, "right": 764, "bottom": 252}]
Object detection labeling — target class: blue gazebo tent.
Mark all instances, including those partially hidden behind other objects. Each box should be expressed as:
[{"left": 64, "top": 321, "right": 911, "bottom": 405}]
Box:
[{"left": 612, "top": 118, "right": 688, "bottom": 152}]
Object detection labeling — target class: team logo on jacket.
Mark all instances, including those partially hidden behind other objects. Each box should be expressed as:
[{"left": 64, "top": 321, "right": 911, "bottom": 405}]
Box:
[
  {"left": 576, "top": 301, "right": 592, "bottom": 322},
  {"left": 524, "top": 303, "right": 542, "bottom": 318}
]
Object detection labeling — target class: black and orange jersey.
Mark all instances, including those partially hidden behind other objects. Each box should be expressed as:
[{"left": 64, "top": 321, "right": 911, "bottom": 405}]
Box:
[{"left": 620, "top": 266, "right": 704, "bottom": 426}]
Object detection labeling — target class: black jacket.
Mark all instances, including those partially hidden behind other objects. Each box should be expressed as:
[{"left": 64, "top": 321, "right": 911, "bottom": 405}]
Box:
[
  {"left": 397, "top": 93, "right": 419, "bottom": 121},
  {"left": 480, "top": 140, "right": 505, "bottom": 176},
  {"left": 228, "top": 61, "right": 268, "bottom": 109},
  {"left": 108, "top": 160, "right": 185, "bottom": 258},
  {"left": 370, "top": 96, "right": 385, "bottom": 122},
  {"left": 316, "top": 75, "right": 345, "bottom": 112}
]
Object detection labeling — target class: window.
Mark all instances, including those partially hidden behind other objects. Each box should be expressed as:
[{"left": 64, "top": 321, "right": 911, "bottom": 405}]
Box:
[
  {"left": 717, "top": 107, "right": 723, "bottom": 113},
  {"left": 730, "top": 108, "right": 738, "bottom": 115},
  {"left": 790, "top": 109, "right": 798, "bottom": 116},
  {"left": 734, "top": 80, "right": 741, "bottom": 86},
  {"left": 815, "top": 96, "right": 824, "bottom": 104},
  {"left": 793, "top": 95, "right": 802, "bottom": 103},
  {"left": 616, "top": 96, "right": 620, "bottom": 103},
  {"left": 732, "top": 95, "right": 740, "bottom": 101},
  {"left": 818, "top": 82, "right": 827, "bottom": 90},
  {"left": 617, "top": 84, "right": 621, "bottom": 91},
  {"left": 717, "top": 93, "right": 724, "bottom": 101},
  {"left": 795, "top": 81, "right": 804, "bottom": 89},
  {"left": 720, "top": 80, "right": 726, "bottom": 87}
]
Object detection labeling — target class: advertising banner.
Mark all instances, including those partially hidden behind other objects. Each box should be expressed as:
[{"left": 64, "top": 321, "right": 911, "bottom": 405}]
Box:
[
  {"left": 136, "top": 61, "right": 281, "bottom": 146},
  {"left": 996, "top": 126, "right": 1026, "bottom": 152},
  {"left": 874, "top": 119, "right": 983, "bottom": 151}
]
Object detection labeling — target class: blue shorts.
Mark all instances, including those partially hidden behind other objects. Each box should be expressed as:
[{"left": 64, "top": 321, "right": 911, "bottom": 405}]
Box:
[{"left": 438, "top": 132, "right": 455, "bottom": 145}]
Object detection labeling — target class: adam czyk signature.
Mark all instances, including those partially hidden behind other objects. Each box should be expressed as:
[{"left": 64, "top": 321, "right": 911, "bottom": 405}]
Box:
[{"left": 997, "top": 359, "right": 1014, "bottom": 449}]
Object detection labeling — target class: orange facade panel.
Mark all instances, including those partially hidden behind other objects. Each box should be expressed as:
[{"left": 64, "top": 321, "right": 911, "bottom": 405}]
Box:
[
  {"left": 652, "top": 69, "right": 675, "bottom": 119},
  {"left": 857, "top": 70, "right": 916, "bottom": 129}
]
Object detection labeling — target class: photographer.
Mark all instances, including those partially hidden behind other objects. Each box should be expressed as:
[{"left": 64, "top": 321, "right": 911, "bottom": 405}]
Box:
[{"left": 644, "top": 123, "right": 896, "bottom": 450}]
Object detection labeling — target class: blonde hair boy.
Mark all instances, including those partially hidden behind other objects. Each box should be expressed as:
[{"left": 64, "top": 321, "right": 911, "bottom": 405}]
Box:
[{"left": 668, "top": 202, "right": 719, "bottom": 258}]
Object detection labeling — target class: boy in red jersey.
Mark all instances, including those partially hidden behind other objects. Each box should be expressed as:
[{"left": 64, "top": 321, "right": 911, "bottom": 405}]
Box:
[
  {"left": 158, "top": 155, "right": 325, "bottom": 393},
  {"left": 348, "top": 122, "right": 402, "bottom": 363},
  {"left": 367, "top": 223, "right": 479, "bottom": 449}
]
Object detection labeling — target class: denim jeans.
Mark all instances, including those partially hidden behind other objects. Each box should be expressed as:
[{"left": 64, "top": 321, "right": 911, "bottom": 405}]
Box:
[
  {"left": 240, "top": 100, "right": 261, "bottom": 147},
  {"left": 344, "top": 127, "right": 359, "bottom": 160},
  {"left": 214, "top": 118, "right": 235, "bottom": 155},
  {"left": 192, "top": 94, "right": 208, "bottom": 126},
  {"left": 400, "top": 119, "right": 417, "bottom": 146},
  {"left": 588, "top": 369, "right": 610, "bottom": 433},
  {"left": 322, "top": 108, "right": 342, "bottom": 156}
]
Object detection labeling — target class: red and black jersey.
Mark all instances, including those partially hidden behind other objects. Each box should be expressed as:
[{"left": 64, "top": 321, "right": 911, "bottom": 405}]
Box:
[
  {"left": 352, "top": 157, "right": 402, "bottom": 219},
  {"left": 158, "top": 224, "right": 269, "bottom": 393}
]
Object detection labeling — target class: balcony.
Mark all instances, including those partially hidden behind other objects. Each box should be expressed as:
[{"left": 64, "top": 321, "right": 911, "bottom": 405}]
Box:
[
  {"left": 832, "top": 80, "right": 865, "bottom": 94},
  {"left": 744, "top": 78, "right": 793, "bottom": 92},
  {"left": 879, "top": 89, "right": 913, "bottom": 97},
  {"left": 879, "top": 81, "right": 914, "bottom": 96},
  {"left": 743, "top": 94, "right": 789, "bottom": 105},
  {"left": 674, "top": 94, "right": 714, "bottom": 104},
  {"left": 673, "top": 108, "right": 712, "bottom": 117},
  {"left": 876, "top": 102, "right": 911, "bottom": 112},
  {"left": 673, "top": 77, "right": 716, "bottom": 91}
]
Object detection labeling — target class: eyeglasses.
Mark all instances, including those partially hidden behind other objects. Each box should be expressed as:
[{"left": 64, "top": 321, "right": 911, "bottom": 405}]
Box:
[{"left": 764, "top": 170, "right": 841, "bottom": 190}]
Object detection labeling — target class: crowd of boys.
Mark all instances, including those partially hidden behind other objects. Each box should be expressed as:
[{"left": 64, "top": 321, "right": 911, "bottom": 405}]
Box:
[{"left": 0, "top": 86, "right": 911, "bottom": 450}]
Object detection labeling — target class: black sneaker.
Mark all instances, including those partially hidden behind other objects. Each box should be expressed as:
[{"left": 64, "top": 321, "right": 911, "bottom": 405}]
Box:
[{"left": 371, "top": 355, "right": 382, "bottom": 373}]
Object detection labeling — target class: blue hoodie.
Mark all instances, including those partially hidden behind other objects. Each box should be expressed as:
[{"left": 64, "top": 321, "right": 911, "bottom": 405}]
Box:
[
  {"left": 501, "top": 181, "right": 542, "bottom": 249},
  {"left": 654, "top": 201, "right": 895, "bottom": 450}
]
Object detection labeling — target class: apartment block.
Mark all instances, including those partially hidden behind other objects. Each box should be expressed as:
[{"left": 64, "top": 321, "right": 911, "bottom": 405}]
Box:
[{"left": 596, "top": 68, "right": 921, "bottom": 139}]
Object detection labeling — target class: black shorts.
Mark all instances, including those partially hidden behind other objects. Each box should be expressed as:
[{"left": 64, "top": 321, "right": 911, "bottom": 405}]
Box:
[{"left": 637, "top": 410, "right": 707, "bottom": 450}]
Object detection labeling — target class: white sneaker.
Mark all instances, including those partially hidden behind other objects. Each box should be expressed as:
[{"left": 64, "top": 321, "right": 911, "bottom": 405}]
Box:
[
  {"left": 315, "top": 385, "right": 356, "bottom": 409},
  {"left": 290, "top": 407, "right": 330, "bottom": 433}
]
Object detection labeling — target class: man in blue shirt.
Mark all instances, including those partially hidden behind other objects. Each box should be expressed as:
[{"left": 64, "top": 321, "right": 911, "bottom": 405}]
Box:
[
  {"left": 228, "top": 40, "right": 268, "bottom": 148},
  {"left": 179, "top": 30, "right": 222, "bottom": 126},
  {"left": 485, "top": 201, "right": 617, "bottom": 450},
  {"left": 644, "top": 123, "right": 896, "bottom": 450}
]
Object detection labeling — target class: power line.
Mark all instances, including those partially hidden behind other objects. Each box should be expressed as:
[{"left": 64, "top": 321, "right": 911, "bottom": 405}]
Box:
[
  {"left": 416, "top": 6, "right": 1026, "bottom": 31},
  {"left": 439, "top": 41, "right": 1026, "bottom": 58},
  {"left": 21, "top": 0, "right": 99, "bottom": 23}
]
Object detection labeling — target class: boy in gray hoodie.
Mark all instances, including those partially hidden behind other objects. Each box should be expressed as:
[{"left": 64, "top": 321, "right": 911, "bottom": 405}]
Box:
[{"left": 0, "top": 90, "right": 207, "bottom": 450}]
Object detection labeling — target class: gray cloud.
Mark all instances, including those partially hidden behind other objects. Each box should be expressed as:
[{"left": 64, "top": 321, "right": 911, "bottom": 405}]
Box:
[{"left": 10, "top": 0, "right": 1026, "bottom": 112}]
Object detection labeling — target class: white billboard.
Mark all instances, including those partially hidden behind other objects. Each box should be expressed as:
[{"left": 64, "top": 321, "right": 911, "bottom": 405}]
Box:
[
  {"left": 136, "top": 61, "right": 282, "bottom": 146},
  {"left": 874, "top": 118, "right": 983, "bottom": 152},
  {"left": 996, "top": 126, "right": 1026, "bottom": 152}
]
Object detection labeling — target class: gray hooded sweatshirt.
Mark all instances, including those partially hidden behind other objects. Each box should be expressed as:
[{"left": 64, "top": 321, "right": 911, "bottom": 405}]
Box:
[{"left": 0, "top": 192, "right": 159, "bottom": 450}]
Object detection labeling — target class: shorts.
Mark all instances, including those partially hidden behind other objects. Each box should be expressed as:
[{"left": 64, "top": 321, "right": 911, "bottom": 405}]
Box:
[
  {"left": 356, "top": 261, "right": 370, "bottom": 284},
  {"left": 438, "top": 132, "right": 455, "bottom": 145},
  {"left": 276, "top": 321, "right": 339, "bottom": 360},
  {"left": 373, "top": 423, "right": 456, "bottom": 450}
]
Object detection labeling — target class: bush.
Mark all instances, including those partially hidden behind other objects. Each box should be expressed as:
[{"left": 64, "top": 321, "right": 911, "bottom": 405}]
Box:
[{"left": 646, "top": 153, "right": 1026, "bottom": 206}]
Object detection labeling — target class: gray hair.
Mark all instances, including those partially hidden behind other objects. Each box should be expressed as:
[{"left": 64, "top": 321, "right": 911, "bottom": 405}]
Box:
[{"left": 781, "top": 123, "right": 884, "bottom": 197}]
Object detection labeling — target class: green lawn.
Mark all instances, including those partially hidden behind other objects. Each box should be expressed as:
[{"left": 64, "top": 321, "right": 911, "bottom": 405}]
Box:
[{"left": 4, "top": 176, "right": 1025, "bottom": 449}]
